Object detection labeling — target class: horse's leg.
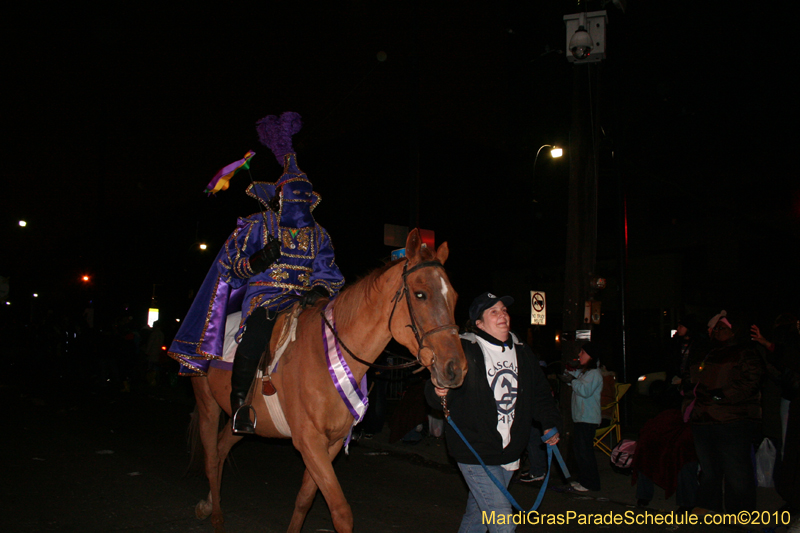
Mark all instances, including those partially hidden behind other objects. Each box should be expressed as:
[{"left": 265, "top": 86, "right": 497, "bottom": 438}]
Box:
[
  {"left": 215, "top": 423, "right": 243, "bottom": 492},
  {"left": 192, "top": 377, "right": 227, "bottom": 533},
  {"left": 287, "top": 469, "right": 319, "bottom": 533},
  {"left": 295, "top": 437, "right": 351, "bottom": 533}
]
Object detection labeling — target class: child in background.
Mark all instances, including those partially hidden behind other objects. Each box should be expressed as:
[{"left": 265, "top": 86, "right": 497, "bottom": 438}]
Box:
[{"left": 563, "top": 342, "right": 603, "bottom": 491}]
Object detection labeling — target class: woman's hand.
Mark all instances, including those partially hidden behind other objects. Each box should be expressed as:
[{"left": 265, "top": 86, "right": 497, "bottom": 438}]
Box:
[{"left": 544, "top": 428, "right": 560, "bottom": 445}]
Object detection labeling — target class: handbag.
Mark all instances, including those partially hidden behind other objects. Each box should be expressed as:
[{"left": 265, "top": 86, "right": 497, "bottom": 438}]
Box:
[{"left": 755, "top": 438, "right": 776, "bottom": 488}]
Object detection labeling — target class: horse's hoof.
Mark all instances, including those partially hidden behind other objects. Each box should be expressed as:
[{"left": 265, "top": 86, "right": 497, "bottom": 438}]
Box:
[{"left": 195, "top": 499, "right": 212, "bottom": 520}]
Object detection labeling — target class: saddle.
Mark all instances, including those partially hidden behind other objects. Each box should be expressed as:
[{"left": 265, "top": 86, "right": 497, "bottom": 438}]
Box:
[{"left": 250, "top": 303, "right": 303, "bottom": 398}]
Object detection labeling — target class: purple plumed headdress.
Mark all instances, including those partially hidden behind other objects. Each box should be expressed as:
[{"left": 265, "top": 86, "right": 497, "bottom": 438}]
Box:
[
  {"left": 256, "top": 111, "right": 303, "bottom": 164},
  {"left": 248, "top": 111, "right": 319, "bottom": 211}
]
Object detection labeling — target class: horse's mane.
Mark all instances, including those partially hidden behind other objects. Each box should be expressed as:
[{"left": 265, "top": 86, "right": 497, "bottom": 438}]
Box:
[
  {"left": 333, "top": 258, "right": 403, "bottom": 332},
  {"left": 333, "top": 244, "right": 440, "bottom": 332}
]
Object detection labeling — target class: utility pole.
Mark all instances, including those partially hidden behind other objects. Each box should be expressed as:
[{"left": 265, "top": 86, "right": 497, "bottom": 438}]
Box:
[
  {"left": 408, "top": 0, "right": 420, "bottom": 230},
  {"left": 561, "top": 62, "right": 601, "bottom": 360},
  {"left": 559, "top": 8, "right": 606, "bottom": 464}
]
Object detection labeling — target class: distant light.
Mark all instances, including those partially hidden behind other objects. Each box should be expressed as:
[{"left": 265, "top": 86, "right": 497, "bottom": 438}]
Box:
[
  {"left": 176, "top": 318, "right": 181, "bottom": 322},
  {"left": 147, "top": 308, "right": 159, "bottom": 328},
  {"left": 199, "top": 243, "right": 208, "bottom": 250},
  {"left": 638, "top": 375, "right": 647, "bottom": 382},
  {"left": 550, "top": 147, "right": 563, "bottom": 158},
  {"left": 82, "top": 275, "right": 90, "bottom": 282},
  {"left": 33, "top": 293, "right": 38, "bottom": 298},
  {"left": 19, "top": 220, "right": 27, "bottom": 227},
  {"left": 161, "top": 346, "right": 167, "bottom": 351},
  {"left": 5, "top": 302, "right": 10, "bottom": 306}
]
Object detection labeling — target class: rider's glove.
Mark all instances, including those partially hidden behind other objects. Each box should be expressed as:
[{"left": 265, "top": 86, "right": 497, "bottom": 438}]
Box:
[
  {"left": 299, "top": 286, "right": 329, "bottom": 309},
  {"left": 248, "top": 239, "right": 281, "bottom": 274}
]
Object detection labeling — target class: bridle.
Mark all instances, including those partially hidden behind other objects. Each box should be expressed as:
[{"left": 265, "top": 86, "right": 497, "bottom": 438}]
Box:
[
  {"left": 321, "top": 258, "right": 459, "bottom": 371},
  {"left": 389, "top": 259, "right": 459, "bottom": 364}
]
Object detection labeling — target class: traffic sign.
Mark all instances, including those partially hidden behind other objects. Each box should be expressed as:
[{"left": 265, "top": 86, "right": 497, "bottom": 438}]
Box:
[{"left": 530, "top": 291, "right": 546, "bottom": 325}]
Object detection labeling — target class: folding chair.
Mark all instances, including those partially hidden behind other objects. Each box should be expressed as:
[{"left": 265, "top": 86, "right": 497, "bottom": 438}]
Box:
[{"left": 594, "top": 381, "right": 631, "bottom": 456}]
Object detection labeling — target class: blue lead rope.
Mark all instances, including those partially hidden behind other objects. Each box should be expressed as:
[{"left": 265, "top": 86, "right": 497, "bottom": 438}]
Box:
[{"left": 446, "top": 416, "right": 570, "bottom": 513}]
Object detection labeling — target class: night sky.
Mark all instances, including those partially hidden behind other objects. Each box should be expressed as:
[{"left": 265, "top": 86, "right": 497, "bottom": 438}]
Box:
[{"left": 4, "top": 1, "right": 797, "bottom": 364}]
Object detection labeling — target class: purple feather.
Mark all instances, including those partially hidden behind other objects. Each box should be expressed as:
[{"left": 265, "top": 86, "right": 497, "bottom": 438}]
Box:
[{"left": 256, "top": 112, "right": 303, "bottom": 164}]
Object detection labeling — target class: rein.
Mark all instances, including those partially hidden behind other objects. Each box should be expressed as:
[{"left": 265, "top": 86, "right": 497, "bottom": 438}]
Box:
[
  {"left": 441, "top": 397, "right": 570, "bottom": 513},
  {"left": 320, "top": 313, "right": 419, "bottom": 370},
  {"left": 320, "top": 258, "right": 459, "bottom": 371}
]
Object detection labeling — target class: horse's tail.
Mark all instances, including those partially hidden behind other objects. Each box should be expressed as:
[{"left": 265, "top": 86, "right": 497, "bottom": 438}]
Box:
[
  {"left": 184, "top": 405, "right": 232, "bottom": 477},
  {"left": 183, "top": 405, "right": 230, "bottom": 476},
  {"left": 184, "top": 406, "right": 205, "bottom": 476}
]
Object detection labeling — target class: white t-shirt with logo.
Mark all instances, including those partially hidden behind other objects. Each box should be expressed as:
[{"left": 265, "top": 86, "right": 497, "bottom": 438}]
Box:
[{"left": 476, "top": 335, "right": 520, "bottom": 471}]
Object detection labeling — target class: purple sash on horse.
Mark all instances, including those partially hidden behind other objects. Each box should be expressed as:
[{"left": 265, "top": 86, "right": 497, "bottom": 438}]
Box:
[{"left": 322, "top": 301, "right": 368, "bottom": 450}]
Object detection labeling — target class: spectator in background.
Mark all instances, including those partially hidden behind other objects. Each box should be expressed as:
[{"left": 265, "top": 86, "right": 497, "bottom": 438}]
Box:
[
  {"left": 751, "top": 314, "right": 800, "bottom": 458},
  {"left": 686, "top": 311, "right": 764, "bottom": 513},
  {"left": 633, "top": 408, "right": 698, "bottom": 512},
  {"left": 662, "top": 315, "right": 709, "bottom": 410},
  {"left": 669, "top": 315, "right": 708, "bottom": 387},
  {"left": 560, "top": 341, "right": 603, "bottom": 492},
  {"left": 750, "top": 314, "right": 800, "bottom": 521}
]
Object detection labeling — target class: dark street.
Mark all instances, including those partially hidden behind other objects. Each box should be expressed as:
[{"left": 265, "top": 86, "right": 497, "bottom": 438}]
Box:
[{"left": 1, "top": 373, "right": 788, "bottom": 533}]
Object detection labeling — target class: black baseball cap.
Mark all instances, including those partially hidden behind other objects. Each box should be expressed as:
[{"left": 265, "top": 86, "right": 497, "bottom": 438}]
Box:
[{"left": 469, "top": 292, "right": 514, "bottom": 323}]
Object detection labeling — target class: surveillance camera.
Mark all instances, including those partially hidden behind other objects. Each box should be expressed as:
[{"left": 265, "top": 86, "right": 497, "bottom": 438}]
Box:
[{"left": 569, "top": 26, "right": 593, "bottom": 60}]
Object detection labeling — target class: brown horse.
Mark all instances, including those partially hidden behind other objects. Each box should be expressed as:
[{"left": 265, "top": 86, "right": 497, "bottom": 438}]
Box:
[{"left": 190, "top": 229, "right": 467, "bottom": 532}]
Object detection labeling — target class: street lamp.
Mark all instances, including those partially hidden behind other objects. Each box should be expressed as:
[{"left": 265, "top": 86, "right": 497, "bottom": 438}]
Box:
[{"left": 532, "top": 144, "right": 564, "bottom": 203}]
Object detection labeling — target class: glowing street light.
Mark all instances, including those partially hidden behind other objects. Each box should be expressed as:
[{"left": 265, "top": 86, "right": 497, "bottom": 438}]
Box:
[
  {"left": 82, "top": 275, "right": 90, "bottom": 282},
  {"left": 199, "top": 243, "right": 208, "bottom": 250},
  {"left": 18, "top": 220, "right": 27, "bottom": 227},
  {"left": 532, "top": 144, "right": 565, "bottom": 203}
]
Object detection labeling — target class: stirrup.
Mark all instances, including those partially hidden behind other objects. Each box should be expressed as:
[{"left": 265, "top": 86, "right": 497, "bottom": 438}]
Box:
[{"left": 231, "top": 404, "right": 257, "bottom": 434}]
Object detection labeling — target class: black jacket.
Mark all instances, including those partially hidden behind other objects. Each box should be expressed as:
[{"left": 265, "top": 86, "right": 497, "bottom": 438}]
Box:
[{"left": 425, "top": 331, "right": 562, "bottom": 465}]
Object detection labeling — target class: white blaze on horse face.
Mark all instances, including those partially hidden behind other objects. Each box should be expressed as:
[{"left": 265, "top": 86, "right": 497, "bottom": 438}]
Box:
[{"left": 438, "top": 274, "right": 449, "bottom": 301}]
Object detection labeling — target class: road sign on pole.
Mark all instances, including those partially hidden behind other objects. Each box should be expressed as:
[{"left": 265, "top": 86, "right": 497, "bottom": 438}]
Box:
[{"left": 531, "top": 291, "right": 546, "bottom": 325}]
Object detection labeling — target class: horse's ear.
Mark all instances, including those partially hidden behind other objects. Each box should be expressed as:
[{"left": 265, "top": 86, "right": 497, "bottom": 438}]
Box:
[
  {"left": 405, "top": 229, "right": 421, "bottom": 262},
  {"left": 435, "top": 242, "right": 449, "bottom": 264}
]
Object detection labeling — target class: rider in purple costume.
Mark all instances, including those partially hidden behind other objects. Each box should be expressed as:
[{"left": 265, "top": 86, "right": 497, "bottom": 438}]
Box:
[{"left": 168, "top": 112, "right": 344, "bottom": 434}]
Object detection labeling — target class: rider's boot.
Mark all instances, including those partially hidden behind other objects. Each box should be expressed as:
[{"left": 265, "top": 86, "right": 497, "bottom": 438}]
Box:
[{"left": 230, "top": 308, "right": 274, "bottom": 435}]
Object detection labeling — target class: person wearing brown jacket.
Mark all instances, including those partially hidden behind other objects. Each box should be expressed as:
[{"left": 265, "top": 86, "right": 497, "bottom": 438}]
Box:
[{"left": 686, "top": 311, "right": 764, "bottom": 513}]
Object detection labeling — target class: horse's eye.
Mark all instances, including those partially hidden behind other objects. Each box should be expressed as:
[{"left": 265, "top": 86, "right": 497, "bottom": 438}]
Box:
[{"left": 414, "top": 292, "right": 426, "bottom": 300}]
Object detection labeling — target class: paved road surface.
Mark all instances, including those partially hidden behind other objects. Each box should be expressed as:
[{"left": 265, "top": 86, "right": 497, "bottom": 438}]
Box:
[{"left": 2, "top": 377, "right": 788, "bottom": 532}]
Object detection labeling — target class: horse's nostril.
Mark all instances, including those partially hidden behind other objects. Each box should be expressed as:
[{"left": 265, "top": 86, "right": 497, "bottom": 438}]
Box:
[{"left": 445, "top": 359, "right": 460, "bottom": 382}]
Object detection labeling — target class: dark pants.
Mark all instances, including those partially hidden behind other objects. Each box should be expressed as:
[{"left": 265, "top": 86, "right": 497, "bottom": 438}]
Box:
[
  {"left": 526, "top": 425, "right": 548, "bottom": 477},
  {"left": 636, "top": 461, "right": 699, "bottom": 508},
  {"left": 692, "top": 420, "right": 758, "bottom": 513},
  {"left": 573, "top": 422, "right": 601, "bottom": 491}
]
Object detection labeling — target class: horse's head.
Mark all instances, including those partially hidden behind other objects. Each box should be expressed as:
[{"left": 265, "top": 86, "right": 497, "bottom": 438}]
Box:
[{"left": 389, "top": 229, "right": 467, "bottom": 388}]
